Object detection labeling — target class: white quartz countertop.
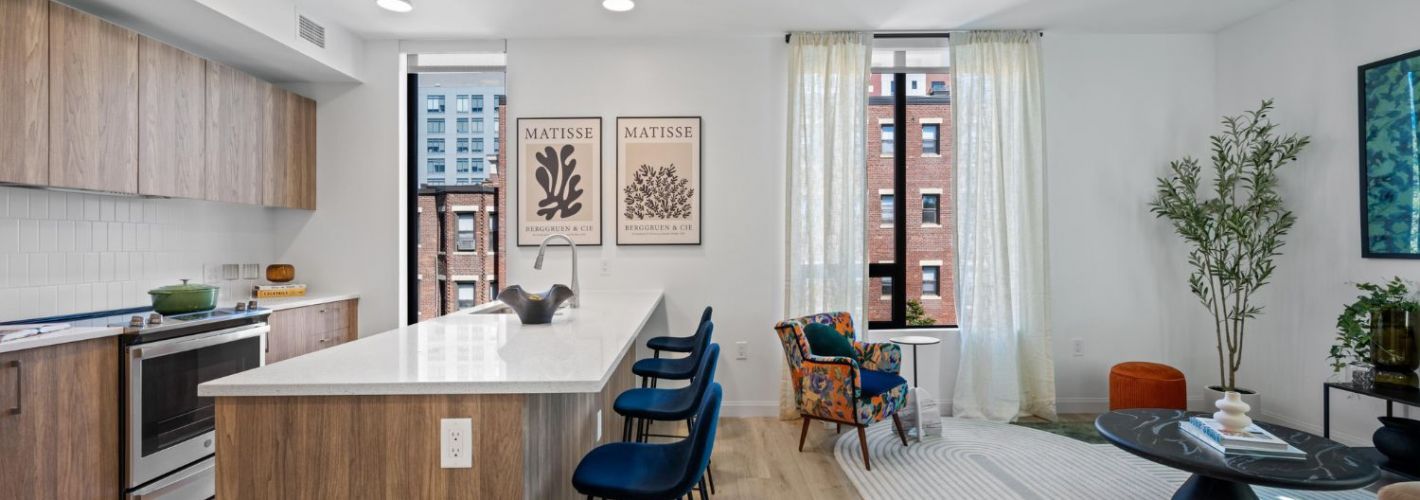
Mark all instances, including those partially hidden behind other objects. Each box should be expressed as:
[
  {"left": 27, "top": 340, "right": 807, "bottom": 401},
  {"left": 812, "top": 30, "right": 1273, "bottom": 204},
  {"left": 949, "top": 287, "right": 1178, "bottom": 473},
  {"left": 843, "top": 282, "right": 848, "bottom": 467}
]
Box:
[
  {"left": 0, "top": 326, "right": 125, "bottom": 354},
  {"left": 256, "top": 292, "right": 360, "bottom": 311},
  {"left": 199, "top": 289, "right": 663, "bottom": 397}
]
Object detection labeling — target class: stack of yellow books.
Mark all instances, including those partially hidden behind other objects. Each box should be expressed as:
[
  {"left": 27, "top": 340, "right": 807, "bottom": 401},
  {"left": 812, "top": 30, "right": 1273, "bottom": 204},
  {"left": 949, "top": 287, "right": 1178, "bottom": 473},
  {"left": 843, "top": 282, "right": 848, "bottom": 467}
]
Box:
[{"left": 253, "top": 283, "right": 307, "bottom": 298}]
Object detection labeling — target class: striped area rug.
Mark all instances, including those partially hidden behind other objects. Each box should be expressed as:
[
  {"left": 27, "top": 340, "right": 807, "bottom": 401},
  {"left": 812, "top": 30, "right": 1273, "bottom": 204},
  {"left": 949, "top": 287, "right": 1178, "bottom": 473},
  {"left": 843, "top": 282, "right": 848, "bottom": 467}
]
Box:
[{"left": 833, "top": 417, "right": 1376, "bottom": 500}]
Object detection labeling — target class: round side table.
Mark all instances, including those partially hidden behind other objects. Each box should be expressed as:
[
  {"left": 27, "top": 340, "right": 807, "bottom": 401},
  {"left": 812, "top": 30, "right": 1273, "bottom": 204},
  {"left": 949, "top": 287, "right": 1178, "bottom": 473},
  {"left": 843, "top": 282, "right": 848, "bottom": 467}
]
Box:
[{"left": 889, "top": 335, "right": 941, "bottom": 387}]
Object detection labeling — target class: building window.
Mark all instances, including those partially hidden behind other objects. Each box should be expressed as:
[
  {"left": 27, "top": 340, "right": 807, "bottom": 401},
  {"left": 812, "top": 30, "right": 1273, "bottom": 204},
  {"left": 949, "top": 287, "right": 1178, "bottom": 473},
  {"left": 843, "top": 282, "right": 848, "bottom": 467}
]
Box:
[
  {"left": 922, "top": 266, "right": 940, "bottom": 297},
  {"left": 457, "top": 281, "right": 476, "bottom": 309},
  {"left": 427, "top": 178, "right": 445, "bottom": 186},
  {"left": 457, "top": 118, "right": 470, "bottom": 134},
  {"left": 427, "top": 138, "right": 445, "bottom": 154},
  {"left": 472, "top": 138, "right": 484, "bottom": 153},
  {"left": 426, "top": 95, "right": 444, "bottom": 113},
  {"left": 456, "top": 95, "right": 470, "bottom": 113},
  {"left": 922, "top": 194, "right": 940, "bottom": 225},
  {"left": 457, "top": 138, "right": 470, "bottom": 153},
  {"left": 930, "top": 81, "right": 947, "bottom": 95},
  {"left": 456, "top": 213, "right": 475, "bottom": 251},
  {"left": 881, "top": 124, "right": 894, "bottom": 157},
  {"left": 427, "top": 159, "right": 445, "bottom": 174},
  {"left": 489, "top": 213, "right": 498, "bottom": 253},
  {"left": 472, "top": 95, "right": 484, "bottom": 113},
  {"left": 456, "top": 178, "right": 473, "bottom": 185},
  {"left": 427, "top": 118, "right": 445, "bottom": 134},
  {"left": 489, "top": 280, "right": 499, "bottom": 300},
  {"left": 472, "top": 158, "right": 485, "bottom": 173},
  {"left": 910, "top": 80, "right": 918, "bottom": 90},
  {"left": 881, "top": 276, "right": 893, "bottom": 298},
  {"left": 473, "top": 118, "right": 485, "bottom": 134},
  {"left": 456, "top": 158, "right": 470, "bottom": 173},
  {"left": 880, "top": 194, "right": 894, "bottom": 225},
  {"left": 922, "top": 123, "right": 940, "bottom": 156}
]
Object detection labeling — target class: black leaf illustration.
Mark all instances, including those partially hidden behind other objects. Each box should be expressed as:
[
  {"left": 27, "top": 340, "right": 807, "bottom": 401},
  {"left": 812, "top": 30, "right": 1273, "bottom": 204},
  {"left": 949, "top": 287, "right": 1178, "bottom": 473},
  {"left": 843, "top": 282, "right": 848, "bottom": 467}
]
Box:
[
  {"left": 534, "top": 144, "right": 584, "bottom": 220},
  {"left": 623, "top": 164, "right": 694, "bottom": 220}
]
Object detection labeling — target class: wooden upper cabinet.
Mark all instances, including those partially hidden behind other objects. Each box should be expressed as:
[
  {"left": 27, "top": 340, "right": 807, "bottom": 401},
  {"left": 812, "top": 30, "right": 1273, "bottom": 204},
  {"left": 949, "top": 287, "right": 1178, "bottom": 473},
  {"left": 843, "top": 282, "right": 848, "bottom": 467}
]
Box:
[
  {"left": 206, "top": 62, "right": 267, "bottom": 205},
  {"left": 0, "top": 0, "right": 48, "bottom": 186},
  {"left": 264, "top": 87, "right": 317, "bottom": 209},
  {"left": 139, "top": 36, "right": 205, "bottom": 198},
  {"left": 48, "top": 2, "right": 138, "bottom": 193}
]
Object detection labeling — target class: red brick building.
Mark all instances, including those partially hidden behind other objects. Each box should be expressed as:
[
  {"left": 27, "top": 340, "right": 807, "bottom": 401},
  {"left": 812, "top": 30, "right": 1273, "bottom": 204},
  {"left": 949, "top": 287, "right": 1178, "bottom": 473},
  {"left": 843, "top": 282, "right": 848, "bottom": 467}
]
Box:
[
  {"left": 415, "top": 103, "right": 507, "bottom": 320},
  {"left": 866, "top": 73, "right": 956, "bottom": 326}
]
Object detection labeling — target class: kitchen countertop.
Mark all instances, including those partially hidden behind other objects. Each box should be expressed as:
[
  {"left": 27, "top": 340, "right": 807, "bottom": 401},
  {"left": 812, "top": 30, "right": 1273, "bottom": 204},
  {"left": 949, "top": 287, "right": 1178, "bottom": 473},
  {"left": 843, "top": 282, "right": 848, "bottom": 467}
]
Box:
[
  {"left": 0, "top": 325, "right": 126, "bottom": 354},
  {"left": 255, "top": 292, "right": 360, "bottom": 311},
  {"left": 199, "top": 289, "right": 664, "bottom": 397}
]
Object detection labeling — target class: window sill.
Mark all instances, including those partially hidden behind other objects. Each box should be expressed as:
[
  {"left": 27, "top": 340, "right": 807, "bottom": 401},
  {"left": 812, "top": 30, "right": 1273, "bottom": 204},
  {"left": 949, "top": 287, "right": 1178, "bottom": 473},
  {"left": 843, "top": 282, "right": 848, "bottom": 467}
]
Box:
[
  {"left": 921, "top": 223, "right": 942, "bottom": 228},
  {"left": 879, "top": 224, "right": 895, "bottom": 229},
  {"left": 921, "top": 154, "right": 942, "bottom": 158},
  {"left": 921, "top": 295, "right": 941, "bottom": 301},
  {"left": 879, "top": 296, "right": 891, "bottom": 301}
]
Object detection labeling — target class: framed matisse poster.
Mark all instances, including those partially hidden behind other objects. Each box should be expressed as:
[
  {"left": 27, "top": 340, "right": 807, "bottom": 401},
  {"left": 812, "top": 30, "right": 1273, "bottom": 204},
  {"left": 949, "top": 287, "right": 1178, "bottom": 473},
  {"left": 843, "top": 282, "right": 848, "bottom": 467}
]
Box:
[
  {"left": 615, "top": 117, "right": 702, "bottom": 245},
  {"left": 1361, "top": 48, "right": 1420, "bottom": 258},
  {"left": 516, "top": 117, "right": 602, "bottom": 246}
]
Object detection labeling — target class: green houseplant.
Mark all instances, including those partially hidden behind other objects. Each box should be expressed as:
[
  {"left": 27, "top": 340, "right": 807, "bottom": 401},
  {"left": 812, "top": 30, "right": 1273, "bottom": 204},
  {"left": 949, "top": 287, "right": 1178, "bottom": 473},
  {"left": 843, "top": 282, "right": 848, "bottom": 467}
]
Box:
[
  {"left": 1150, "top": 100, "right": 1310, "bottom": 408},
  {"left": 1331, "top": 278, "right": 1420, "bottom": 388}
]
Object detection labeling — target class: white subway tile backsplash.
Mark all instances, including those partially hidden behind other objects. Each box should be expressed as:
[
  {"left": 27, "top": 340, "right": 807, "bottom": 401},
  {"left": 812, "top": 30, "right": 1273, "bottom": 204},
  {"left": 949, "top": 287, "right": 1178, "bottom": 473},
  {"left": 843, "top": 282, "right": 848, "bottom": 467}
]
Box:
[{"left": 0, "top": 186, "right": 279, "bottom": 322}]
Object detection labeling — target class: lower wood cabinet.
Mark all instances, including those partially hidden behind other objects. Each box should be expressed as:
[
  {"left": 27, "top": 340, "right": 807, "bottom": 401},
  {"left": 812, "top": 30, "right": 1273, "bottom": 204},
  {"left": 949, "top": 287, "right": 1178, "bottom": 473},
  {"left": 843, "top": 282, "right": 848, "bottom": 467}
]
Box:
[
  {"left": 266, "top": 299, "right": 359, "bottom": 363},
  {"left": 0, "top": 336, "right": 120, "bottom": 499}
]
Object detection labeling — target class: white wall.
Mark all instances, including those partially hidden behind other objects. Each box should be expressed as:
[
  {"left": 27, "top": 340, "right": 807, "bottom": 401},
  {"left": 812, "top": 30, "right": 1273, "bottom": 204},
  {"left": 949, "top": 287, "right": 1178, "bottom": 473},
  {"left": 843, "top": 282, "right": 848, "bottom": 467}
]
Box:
[
  {"left": 276, "top": 40, "right": 406, "bottom": 335},
  {"left": 503, "top": 37, "right": 788, "bottom": 415},
  {"left": 1214, "top": 0, "right": 1420, "bottom": 445}
]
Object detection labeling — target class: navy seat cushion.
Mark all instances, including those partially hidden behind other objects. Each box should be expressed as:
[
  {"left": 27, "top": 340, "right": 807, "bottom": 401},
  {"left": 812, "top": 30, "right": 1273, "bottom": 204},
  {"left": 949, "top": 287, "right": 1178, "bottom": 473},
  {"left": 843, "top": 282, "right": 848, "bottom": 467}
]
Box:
[
  {"left": 803, "top": 322, "right": 856, "bottom": 359},
  {"left": 614, "top": 387, "right": 696, "bottom": 420},
  {"left": 633, "top": 357, "right": 696, "bottom": 380},
  {"left": 572, "top": 441, "right": 691, "bottom": 500},
  {"left": 647, "top": 335, "right": 696, "bottom": 352},
  {"left": 859, "top": 369, "right": 907, "bottom": 398}
]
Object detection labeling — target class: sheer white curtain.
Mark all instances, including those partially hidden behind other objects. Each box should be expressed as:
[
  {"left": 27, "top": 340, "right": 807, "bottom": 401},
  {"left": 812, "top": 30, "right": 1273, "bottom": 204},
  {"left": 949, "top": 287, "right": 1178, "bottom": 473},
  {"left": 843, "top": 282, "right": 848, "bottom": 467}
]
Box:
[
  {"left": 780, "top": 32, "right": 872, "bottom": 419},
  {"left": 949, "top": 31, "right": 1057, "bottom": 423}
]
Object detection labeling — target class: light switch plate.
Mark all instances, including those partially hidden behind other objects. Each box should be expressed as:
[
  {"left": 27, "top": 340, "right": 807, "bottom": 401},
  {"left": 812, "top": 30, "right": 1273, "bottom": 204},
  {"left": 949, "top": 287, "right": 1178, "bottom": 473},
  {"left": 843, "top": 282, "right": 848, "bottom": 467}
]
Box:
[
  {"left": 736, "top": 341, "right": 748, "bottom": 360},
  {"left": 440, "top": 418, "right": 473, "bottom": 469},
  {"left": 222, "top": 264, "right": 240, "bottom": 281},
  {"left": 204, "top": 264, "right": 222, "bottom": 283},
  {"left": 240, "top": 264, "right": 260, "bottom": 280}
]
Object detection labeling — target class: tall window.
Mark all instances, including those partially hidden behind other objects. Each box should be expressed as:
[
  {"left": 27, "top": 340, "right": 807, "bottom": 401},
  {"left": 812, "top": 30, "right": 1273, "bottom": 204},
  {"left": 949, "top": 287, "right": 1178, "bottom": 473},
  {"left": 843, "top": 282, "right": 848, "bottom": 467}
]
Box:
[
  {"left": 426, "top": 95, "right": 444, "bottom": 113},
  {"left": 489, "top": 280, "right": 499, "bottom": 300},
  {"left": 489, "top": 213, "right": 498, "bottom": 253},
  {"left": 457, "top": 118, "right": 470, "bottom": 134},
  {"left": 922, "top": 123, "right": 940, "bottom": 155},
  {"left": 473, "top": 118, "right": 485, "bottom": 133},
  {"left": 427, "top": 118, "right": 445, "bottom": 134},
  {"left": 456, "top": 158, "right": 470, "bottom": 173},
  {"left": 457, "top": 138, "right": 470, "bottom": 153},
  {"left": 456, "top": 213, "right": 475, "bottom": 251},
  {"left": 472, "top": 158, "right": 485, "bottom": 173},
  {"left": 472, "top": 95, "right": 484, "bottom": 113},
  {"left": 457, "top": 282, "right": 476, "bottom": 308},
  {"left": 456, "top": 95, "right": 470, "bottom": 113},
  {"left": 427, "top": 138, "right": 445, "bottom": 154},
  {"left": 473, "top": 138, "right": 484, "bottom": 152},
  {"left": 866, "top": 37, "right": 954, "bottom": 328},
  {"left": 880, "top": 124, "right": 894, "bottom": 157},
  {"left": 427, "top": 158, "right": 445, "bottom": 174}
]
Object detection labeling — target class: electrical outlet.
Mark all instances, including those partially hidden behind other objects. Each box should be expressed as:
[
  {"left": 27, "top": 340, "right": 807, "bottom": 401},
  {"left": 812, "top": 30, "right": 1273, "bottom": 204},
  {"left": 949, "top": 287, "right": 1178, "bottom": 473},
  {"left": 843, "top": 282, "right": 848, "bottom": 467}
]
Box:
[
  {"left": 1072, "top": 338, "right": 1084, "bottom": 357},
  {"left": 596, "top": 410, "right": 603, "bottom": 442},
  {"left": 440, "top": 418, "right": 473, "bottom": 469},
  {"left": 204, "top": 264, "right": 222, "bottom": 283},
  {"left": 736, "top": 341, "right": 748, "bottom": 360},
  {"left": 600, "top": 260, "right": 610, "bottom": 276},
  {"left": 240, "top": 263, "right": 260, "bottom": 280}
]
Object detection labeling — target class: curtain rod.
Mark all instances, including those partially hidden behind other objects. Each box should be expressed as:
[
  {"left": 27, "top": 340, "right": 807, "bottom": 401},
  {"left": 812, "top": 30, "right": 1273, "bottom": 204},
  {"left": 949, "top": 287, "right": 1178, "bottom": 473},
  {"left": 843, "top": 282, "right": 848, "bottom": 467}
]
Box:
[{"left": 784, "top": 31, "right": 1043, "bottom": 43}]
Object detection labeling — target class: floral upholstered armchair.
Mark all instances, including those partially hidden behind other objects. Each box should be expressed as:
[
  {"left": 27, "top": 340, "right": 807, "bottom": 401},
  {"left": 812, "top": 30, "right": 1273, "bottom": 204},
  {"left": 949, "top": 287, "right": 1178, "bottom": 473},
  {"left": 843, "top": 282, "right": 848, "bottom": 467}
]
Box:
[{"left": 773, "top": 311, "right": 910, "bottom": 470}]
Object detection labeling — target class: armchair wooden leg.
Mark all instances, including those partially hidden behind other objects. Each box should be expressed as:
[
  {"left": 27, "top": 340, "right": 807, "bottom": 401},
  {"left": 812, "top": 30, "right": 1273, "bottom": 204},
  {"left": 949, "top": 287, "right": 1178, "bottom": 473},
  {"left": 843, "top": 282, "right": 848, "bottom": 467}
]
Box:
[
  {"left": 891, "top": 414, "right": 909, "bottom": 446},
  {"left": 798, "top": 416, "right": 811, "bottom": 452},
  {"left": 856, "top": 425, "right": 872, "bottom": 471},
  {"left": 836, "top": 423, "right": 841, "bottom": 433}
]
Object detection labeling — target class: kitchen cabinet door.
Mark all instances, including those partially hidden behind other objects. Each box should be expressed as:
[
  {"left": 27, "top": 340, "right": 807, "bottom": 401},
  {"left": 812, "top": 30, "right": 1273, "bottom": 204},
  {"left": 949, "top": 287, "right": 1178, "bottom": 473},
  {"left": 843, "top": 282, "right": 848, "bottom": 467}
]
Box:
[
  {"left": 265, "top": 305, "right": 307, "bottom": 364},
  {"left": 48, "top": 2, "right": 139, "bottom": 193},
  {"left": 139, "top": 36, "right": 205, "bottom": 198},
  {"left": 0, "top": 337, "right": 120, "bottom": 499},
  {"left": 0, "top": 0, "right": 48, "bottom": 186},
  {"left": 205, "top": 62, "right": 266, "bottom": 205},
  {"left": 263, "top": 88, "right": 317, "bottom": 209},
  {"left": 265, "top": 300, "right": 358, "bottom": 362}
]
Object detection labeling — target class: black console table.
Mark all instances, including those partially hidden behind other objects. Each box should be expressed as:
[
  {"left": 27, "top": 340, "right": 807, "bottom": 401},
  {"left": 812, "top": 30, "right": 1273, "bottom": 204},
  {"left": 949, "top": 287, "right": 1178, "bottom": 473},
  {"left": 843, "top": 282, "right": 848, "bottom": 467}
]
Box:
[{"left": 1323, "top": 382, "right": 1420, "bottom": 438}]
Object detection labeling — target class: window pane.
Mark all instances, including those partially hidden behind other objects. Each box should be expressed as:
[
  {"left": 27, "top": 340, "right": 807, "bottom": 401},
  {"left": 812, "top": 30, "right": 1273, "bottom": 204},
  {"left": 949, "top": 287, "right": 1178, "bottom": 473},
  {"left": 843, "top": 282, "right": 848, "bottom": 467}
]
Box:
[
  {"left": 427, "top": 118, "right": 444, "bottom": 133},
  {"left": 880, "top": 124, "right": 894, "bottom": 157},
  {"left": 457, "top": 118, "right": 469, "bottom": 134},
  {"left": 473, "top": 138, "right": 484, "bottom": 152},
  {"left": 880, "top": 194, "right": 894, "bottom": 225},
  {"left": 456, "top": 213, "right": 475, "bottom": 251},
  {"left": 922, "top": 194, "right": 939, "bottom": 225},
  {"left": 922, "top": 124, "right": 940, "bottom": 155},
  {"left": 472, "top": 158, "right": 484, "bottom": 172},
  {"left": 428, "top": 159, "right": 445, "bottom": 174},
  {"left": 427, "top": 138, "right": 444, "bottom": 153},
  {"left": 426, "top": 95, "right": 445, "bottom": 113},
  {"left": 457, "top": 282, "right": 475, "bottom": 308},
  {"left": 922, "top": 266, "right": 940, "bottom": 296},
  {"left": 473, "top": 118, "right": 484, "bottom": 133},
  {"left": 905, "top": 70, "right": 953, "bottom": 325},
  {"left": 472, "top": 95, "right": 484, "bottom": 112}
]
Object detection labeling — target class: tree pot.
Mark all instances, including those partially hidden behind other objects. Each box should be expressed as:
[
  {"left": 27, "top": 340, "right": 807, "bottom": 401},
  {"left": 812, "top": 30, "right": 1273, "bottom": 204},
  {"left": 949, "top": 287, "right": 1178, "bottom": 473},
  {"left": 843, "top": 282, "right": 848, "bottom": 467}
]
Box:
[
  {"left": 1204, "top": 385, "right": 1260, "bottom": 416},
  {"left": 1372, "top": 308, "right": 1420, "bottom": 389},
  {"left": 1374, "top": 417, "right": 1420, "bottom": 476}
]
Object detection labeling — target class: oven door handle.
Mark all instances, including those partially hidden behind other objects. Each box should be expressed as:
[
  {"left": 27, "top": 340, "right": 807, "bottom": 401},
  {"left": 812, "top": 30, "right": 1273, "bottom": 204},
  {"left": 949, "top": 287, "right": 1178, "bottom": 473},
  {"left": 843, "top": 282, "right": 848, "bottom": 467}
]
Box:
[{"left": 132, "top": 324, "right": 270, "bottom": 360}]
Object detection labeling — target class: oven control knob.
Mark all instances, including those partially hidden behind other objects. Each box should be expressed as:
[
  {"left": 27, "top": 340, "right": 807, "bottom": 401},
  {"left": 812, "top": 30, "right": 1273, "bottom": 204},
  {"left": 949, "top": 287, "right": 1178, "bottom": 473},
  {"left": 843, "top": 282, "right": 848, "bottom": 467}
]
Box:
[
  {"left": 247, "top": 300, "right": 259, "bottom": 310},
  {"left": 148, "top": 313, "right": 163, "bottom": 325},
  {"left": 235, "top": 302, "right": 247, "bottom": 311},
  {"left": 129, "top": 315, "right": 145, "bottom": 327}
]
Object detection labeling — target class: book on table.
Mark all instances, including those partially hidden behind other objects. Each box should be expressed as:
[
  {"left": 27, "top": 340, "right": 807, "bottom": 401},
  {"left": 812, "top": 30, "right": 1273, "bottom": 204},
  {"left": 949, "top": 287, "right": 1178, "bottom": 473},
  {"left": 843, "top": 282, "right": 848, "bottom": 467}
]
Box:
[{"left": 1180, "top": 417, "right": 1306, "bottom": 460}]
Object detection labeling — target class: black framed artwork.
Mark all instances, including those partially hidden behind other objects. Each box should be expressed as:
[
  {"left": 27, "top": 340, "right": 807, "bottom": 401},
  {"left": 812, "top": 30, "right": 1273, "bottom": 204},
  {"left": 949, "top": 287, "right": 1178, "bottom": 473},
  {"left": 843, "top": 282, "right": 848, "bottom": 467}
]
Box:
[
  {"left": 1360, "top": 48, "right": 1420, "bottom": 258},
  {"left": 614, "top": 117, "right": 703, "bottom": 246},
  {"left": 515, "top": 117, "right": 603, "bottom": 247}
]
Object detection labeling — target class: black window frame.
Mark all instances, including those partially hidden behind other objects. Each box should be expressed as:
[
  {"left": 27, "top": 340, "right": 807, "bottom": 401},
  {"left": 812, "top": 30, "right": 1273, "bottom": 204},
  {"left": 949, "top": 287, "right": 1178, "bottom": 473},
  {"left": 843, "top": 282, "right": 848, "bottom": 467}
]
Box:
[
  {"left": 922, "top": 193, "right": 940, "bottom": 225},
  {"left": 922, "top": 123, "right": 940, "bottom": 155}
]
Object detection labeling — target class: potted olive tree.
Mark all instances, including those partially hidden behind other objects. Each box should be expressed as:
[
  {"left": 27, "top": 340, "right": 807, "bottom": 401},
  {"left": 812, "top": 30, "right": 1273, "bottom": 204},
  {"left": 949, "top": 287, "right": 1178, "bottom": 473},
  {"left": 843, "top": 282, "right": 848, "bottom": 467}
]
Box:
[{"left": 1150, "top": 100, "right": 1310, "bottom": 412}]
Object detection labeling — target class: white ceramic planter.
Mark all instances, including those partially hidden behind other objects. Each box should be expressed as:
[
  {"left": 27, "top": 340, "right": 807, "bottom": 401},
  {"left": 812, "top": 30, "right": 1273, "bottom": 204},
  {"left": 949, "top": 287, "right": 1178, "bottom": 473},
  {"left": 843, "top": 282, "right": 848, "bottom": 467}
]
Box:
[{"left": 1205, "top": 385, "right": 1261, "bottom": 416}]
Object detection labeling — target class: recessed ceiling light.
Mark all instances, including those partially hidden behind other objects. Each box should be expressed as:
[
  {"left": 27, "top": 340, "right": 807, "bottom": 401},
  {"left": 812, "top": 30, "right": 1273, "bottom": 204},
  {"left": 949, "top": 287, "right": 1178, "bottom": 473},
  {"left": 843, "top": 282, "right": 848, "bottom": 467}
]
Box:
[
  {"left": 602, "top": 0, "right": 634, "bottom": 12},
  {"left": 377, "top": 0, "right": 413, "bottom": 13}
]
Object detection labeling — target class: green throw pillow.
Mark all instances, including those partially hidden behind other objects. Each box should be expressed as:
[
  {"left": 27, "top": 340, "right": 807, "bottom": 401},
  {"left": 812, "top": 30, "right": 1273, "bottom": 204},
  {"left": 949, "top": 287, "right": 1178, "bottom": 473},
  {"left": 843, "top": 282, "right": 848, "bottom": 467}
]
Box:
[{"left": 803, "top": 323, "right": 856, "bottom": 359}]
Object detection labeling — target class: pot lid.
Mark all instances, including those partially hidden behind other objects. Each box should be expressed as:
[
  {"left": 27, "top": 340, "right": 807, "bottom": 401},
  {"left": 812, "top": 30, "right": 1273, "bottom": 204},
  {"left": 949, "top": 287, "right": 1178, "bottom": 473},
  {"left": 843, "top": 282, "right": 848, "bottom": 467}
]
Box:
[{"left": 149, "top": 279, "right": 218, "bottom": 295}]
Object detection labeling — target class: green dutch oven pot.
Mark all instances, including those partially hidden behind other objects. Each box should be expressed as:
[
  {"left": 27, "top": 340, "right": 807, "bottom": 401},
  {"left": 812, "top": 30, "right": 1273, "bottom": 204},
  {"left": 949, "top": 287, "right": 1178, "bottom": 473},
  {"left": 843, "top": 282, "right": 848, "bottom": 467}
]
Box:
[{"left": 148, "top": 279, "right": 219, "bottom": 314}]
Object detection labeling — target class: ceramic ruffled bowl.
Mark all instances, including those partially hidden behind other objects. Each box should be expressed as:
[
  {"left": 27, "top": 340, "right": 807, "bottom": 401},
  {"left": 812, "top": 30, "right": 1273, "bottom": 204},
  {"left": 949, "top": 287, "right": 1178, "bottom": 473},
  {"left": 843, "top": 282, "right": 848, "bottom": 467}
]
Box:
[{"left": 497, "top": 285, "right": 575, "bottom": 325}]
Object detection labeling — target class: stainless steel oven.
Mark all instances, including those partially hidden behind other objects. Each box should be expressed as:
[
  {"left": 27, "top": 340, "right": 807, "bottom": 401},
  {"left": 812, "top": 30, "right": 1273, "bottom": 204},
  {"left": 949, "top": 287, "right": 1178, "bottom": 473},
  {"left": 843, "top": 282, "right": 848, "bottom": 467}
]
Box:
[{"left": 124, "top": 321, "right": 267, "bottom": 496}]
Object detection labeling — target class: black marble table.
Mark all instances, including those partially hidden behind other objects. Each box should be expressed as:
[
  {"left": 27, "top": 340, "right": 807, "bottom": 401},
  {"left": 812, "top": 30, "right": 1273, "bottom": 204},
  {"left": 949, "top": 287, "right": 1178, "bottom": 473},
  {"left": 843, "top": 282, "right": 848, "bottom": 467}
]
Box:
[{"left": 1095, "top": 409, "right": 1379, "bottom": 500}]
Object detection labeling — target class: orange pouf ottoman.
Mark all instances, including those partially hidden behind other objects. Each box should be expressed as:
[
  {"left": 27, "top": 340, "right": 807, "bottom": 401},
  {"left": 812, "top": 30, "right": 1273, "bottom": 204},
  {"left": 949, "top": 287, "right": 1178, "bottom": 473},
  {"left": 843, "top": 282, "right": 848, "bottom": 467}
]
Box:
[{"left": 1109, "top": 362, "right": 1187, "bottom": 410}]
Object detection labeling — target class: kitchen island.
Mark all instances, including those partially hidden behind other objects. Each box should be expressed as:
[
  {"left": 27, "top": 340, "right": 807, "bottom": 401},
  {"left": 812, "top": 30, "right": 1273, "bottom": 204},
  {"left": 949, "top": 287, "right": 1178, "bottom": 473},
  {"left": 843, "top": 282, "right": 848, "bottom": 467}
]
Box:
[{"left": 199, "top": 289, "right": 663, "bottom": 499}]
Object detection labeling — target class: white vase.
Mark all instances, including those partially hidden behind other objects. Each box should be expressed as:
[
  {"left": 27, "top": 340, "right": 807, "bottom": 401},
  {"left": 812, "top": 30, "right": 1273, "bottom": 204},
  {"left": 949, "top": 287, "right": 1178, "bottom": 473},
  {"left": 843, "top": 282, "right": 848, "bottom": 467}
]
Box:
[
  {"left": 1213, "top": 391, "right": 1253, "bottom": 432},
  {"left": 1204, "top": 385, "right": 1261, "bottom": 416}
]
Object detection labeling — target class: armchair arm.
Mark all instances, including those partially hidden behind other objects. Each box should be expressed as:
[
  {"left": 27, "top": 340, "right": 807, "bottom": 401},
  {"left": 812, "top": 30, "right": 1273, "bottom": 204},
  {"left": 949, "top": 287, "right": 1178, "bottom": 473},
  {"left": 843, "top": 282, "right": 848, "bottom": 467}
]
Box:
[
  {"left": 854, "top": 341, "right": 902, "bottom": 374},
  {"left": 797, "top": 356, "right": 861, "bottom": 422}
]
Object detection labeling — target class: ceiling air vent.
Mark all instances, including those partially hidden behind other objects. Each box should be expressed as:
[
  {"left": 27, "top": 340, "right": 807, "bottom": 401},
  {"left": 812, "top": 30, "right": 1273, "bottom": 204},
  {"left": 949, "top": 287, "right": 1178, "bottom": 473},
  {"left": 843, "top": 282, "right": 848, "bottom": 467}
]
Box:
[{"left": 297, "top": 15, "right": 326, "bottom": 49}]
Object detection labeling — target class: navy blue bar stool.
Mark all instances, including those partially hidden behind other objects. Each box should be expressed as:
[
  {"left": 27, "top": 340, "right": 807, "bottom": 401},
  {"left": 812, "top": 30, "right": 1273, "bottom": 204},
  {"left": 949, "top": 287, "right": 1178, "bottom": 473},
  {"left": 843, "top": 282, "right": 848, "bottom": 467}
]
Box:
[
  {"left": 573, "top": 383, "right": 723, "bottom": 500},
  {"left": 646, "top": 306, "right": 713, "bottom": 358},
  {"left": 634, "top": 321, "right": 713, "bottom": 389},
  {"left": 618, "top": 344, "right": 720, "bottom": 442}
]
